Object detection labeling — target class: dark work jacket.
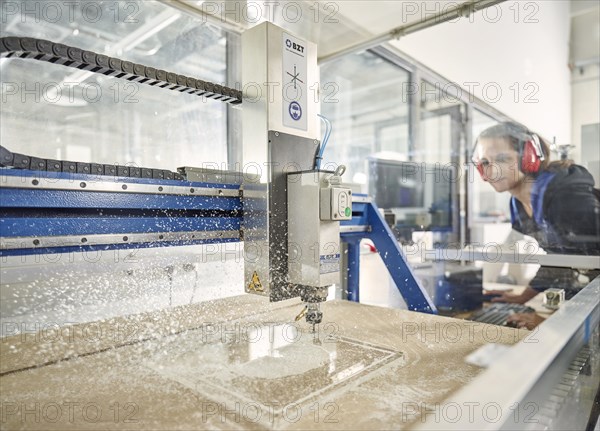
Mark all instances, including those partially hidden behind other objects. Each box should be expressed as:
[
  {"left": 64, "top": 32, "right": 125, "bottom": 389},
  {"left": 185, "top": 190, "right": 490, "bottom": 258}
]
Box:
[{"left": 510, "top": 164, "right": 600, "bottom": 292}]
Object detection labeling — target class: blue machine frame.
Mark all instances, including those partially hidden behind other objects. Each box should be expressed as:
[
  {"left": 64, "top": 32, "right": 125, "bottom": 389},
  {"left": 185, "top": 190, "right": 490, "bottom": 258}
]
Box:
[
  {"left": 341, "top": 195, "right": 436, "bottom": 313},
  {"left": 0, "top": 170, "right": 436, "bottom": 314}
]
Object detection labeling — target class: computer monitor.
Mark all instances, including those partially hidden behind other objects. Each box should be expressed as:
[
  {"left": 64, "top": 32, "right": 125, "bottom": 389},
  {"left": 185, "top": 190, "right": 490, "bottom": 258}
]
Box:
[{"left": 367, "top": 157, "right": 454, "bottom": 230}]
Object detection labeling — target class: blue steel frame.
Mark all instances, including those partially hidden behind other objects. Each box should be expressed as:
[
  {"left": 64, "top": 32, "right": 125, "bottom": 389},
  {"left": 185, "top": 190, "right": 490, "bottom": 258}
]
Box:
[
  {"left": 0, "top": 171, "right": 436, "bottom": 313},
  {"left": 340, "top": 195, "right": 437, "bottom": 313},
  {"left": 0, "top": 169, "right": 241, "bottom": 256}
]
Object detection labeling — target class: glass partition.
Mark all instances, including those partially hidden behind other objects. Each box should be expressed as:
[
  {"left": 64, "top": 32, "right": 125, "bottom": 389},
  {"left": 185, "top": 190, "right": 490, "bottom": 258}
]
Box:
[
  {"left": 417, "top": 80, "right": 464, "bottom": 165},
  {"left": 0, "top": 0, "right": 237, "bottom": 328},
  {"left": 319, "top": 50, "right": 411, "bottom": 187},
  {"left": 0, "top": 0, "right": 228, "bottom": 170}
]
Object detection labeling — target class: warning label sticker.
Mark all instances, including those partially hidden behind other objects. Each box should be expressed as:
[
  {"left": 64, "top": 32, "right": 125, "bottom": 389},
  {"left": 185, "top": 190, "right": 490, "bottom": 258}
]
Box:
[
  {"left": 320, "top": 254, "right": 340, "bottom": 274},
  {"left": 247, "top": 271, "right": 265, "bottom": 292}
]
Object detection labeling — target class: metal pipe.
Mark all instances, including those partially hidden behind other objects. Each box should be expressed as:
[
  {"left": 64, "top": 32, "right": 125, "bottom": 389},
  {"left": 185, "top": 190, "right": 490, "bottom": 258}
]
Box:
[
  {"left": 572, "top": 56, "right": 600, "bottom": 68},
  {"left": 158, "top": 0, "right": 248, "bottom": 35},
  {"left": 318, "top": 0, "right": 507, "bottom": 65}
]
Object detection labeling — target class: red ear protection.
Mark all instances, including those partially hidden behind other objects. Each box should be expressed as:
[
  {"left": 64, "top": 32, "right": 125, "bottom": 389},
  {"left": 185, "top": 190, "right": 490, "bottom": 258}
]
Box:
[
  {"left": 520, "top": 134, "right": 544, "bottom": 174},
  {"left": 473, "top": 132, "right": 545, "bottom": 179}
]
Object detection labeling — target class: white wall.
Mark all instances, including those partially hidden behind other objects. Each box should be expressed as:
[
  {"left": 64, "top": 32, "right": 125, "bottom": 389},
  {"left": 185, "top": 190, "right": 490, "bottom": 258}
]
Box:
[
  {"left": 572, "top": 65, "right": 599, "bottom": 166},
  {"left": 330, "top": 1, "right": 572, "bottom": 144},
  {"left": 570, "top": 4, "right": 600, "bottom": 167},
  {"left": 391, "top": 1, "right": 572, "bottom": 144}
]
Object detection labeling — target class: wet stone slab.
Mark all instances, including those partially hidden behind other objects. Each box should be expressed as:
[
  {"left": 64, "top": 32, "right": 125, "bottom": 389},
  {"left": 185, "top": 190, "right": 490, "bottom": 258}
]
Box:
[{"left": 0, "top": 295, "right": 527, "bottom": 430}]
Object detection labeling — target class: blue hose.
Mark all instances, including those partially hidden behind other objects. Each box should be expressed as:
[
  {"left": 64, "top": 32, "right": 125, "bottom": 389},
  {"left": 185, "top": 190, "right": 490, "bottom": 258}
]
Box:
[{"left": 316, "top": 114, "right": 332, "bottom": 170}]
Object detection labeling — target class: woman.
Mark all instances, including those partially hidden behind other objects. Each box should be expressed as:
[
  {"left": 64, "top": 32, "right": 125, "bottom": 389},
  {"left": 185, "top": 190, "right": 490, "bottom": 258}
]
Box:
[{"left": 472, "top": 122, "right": 599, "bottom": 329}]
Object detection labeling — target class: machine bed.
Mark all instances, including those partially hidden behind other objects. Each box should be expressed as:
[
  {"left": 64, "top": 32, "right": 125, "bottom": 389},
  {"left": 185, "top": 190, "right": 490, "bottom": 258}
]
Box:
[{"left": 0, "top": 295, "right": 526, "bottom": 430}]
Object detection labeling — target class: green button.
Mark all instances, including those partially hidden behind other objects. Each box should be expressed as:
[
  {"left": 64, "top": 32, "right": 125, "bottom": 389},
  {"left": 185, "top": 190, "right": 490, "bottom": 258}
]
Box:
[{"left": 345, "top": 207, "right": 351, "bottom": 217}]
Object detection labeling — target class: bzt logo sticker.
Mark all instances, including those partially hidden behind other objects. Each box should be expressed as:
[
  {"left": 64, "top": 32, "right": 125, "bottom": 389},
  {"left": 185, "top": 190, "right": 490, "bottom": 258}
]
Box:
[{"left": 285, "top": 39, "right": 304, "bottom": 53}]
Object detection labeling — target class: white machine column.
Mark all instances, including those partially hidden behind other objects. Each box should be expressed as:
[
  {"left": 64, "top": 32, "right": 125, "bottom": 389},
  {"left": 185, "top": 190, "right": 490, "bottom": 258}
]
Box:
[{"left": 241, "top": 22, "right": 320, "bottom": 301}]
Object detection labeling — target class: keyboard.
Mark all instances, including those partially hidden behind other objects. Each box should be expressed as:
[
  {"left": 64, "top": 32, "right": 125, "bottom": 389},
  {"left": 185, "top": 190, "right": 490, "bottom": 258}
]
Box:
[{"left": 469, "top": 303, "right": 535, "bottom": 326}]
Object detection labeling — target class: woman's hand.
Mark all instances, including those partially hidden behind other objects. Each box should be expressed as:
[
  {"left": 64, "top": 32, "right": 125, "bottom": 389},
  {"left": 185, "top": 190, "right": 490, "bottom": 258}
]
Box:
[
  {"left": 484, "top": 290, "right": 526, "bottom": 304},
  {"left": 485, "top": 286, "right": 540, "bottom": 304},
  {"left": 507, "top": 312, "right": 545, "bottom": 329}
]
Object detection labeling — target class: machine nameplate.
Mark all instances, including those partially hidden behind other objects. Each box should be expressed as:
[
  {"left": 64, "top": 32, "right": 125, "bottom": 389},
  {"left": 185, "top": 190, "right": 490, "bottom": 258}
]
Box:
[{"left": 320, "top": 253, "right": 341, "bottom": 274}]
